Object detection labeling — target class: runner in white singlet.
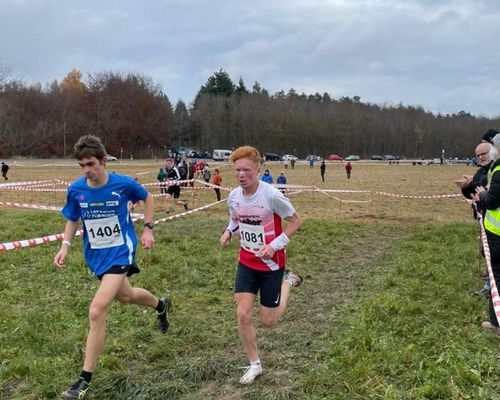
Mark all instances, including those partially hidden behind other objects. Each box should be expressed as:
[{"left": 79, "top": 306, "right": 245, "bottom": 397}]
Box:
[{"left": 219, "top": 145, "right": 303, "bottom": 385}]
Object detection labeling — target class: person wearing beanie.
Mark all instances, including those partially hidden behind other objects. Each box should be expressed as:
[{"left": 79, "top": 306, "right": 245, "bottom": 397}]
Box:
[{"left": 481, "top": 129, "right": 499, "bottom": 144}]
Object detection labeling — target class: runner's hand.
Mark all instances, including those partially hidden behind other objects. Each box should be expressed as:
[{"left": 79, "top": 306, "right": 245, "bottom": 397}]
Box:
[
  {"left": 220, "top": 231, "right": 231, "bottom": 247},
  {"left": 54, "top": 248, "right": 68, "bottom": 268},
  {"left": 257, "top": 244, "right": 275, "bottom": 260}
]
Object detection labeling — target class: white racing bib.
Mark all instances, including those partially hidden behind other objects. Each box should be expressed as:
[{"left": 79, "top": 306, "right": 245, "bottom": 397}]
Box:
[
  {"left": 85, "top": 215, "right": 124, "bottom": 249},
  {"left": 239, "top": 223, "right": 265, "bottom": 253}
]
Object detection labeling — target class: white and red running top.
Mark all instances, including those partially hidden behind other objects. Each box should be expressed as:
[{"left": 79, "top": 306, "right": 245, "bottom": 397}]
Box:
[{"left": 227, "top": 181, "right": 296, "bottom": 271}]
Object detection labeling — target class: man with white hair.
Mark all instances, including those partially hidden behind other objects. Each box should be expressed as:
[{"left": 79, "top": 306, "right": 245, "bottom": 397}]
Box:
[
  {"left": 455, "top": 142, "right": 492, "bottom": 202},
  {"left": 474, "top": 133, "right": 500, "bottom": 335}
]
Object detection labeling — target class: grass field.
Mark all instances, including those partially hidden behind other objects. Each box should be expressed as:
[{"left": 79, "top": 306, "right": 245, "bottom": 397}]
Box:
[{"left": 1, "top": 160, "right": 499, "bottom": 399}]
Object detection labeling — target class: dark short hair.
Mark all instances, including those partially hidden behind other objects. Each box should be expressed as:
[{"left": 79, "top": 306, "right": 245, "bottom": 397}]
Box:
[{"left": 73, "top": 135, "right": 107, "bottom": 160}]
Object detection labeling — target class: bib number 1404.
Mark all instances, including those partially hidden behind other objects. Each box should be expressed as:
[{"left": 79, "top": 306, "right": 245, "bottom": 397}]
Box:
[{"left": 85, "top": 215, "right": 124, "bottom": 249}]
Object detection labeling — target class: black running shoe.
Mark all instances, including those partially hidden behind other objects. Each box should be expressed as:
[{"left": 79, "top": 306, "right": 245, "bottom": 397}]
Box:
[
  {"left": 61, "top": 378, "right": 90, "bottom": 399},
  {"left": 157, "top": 297, "right": 172, "bottom": 334}
]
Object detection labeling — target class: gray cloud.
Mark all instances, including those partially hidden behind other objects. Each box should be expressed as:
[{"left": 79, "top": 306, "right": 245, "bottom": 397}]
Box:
[{"left": 0, "top": 0, "right": 499, "bottom": 117}]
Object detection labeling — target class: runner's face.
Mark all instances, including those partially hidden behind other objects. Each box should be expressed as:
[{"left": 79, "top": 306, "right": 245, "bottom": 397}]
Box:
[
  {"left": 234, "top": 158, "right": 259, "bottom": 190},
  {"left": 78, "top": 156, "right": 106, "bottom": 182}
]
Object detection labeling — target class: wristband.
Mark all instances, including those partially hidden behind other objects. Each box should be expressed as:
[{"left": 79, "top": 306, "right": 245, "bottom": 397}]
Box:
[
  {"left": 62, "top": 240, "right": 71, "bottom": 247},
  {"left": 270, "top": 233, "right": 290, "bottom": 251}
]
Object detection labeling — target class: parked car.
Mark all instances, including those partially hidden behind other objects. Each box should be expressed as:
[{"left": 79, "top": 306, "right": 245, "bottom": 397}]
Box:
[
  {"left": 212, "top": 149, "right": 232, "bottom": 161},
  {"left": 197, "top": 151, "right": 211, "bottom": 159},
  {"left": 187, "top": 150, "right": 199, "bottom": 158},
  {"left": 263, "top": 152, "right": 281, "bottom": 161},
  {"left": 371, "top": 155, "right": 384, "bottom": 160},
  {"left": 306, "top": 155, "right": 322, "bottom": 162},
  {"left": 344, "top": 155, "right": 360, "bottom": 161},
  {"left": 383, "top": 155, "right": 396, "bottom": 160},
  {"left": 328, "top": 154, "right": 343, "bottom": 161},
  {"left": 106, "top": 154, "right": 117, "bottom": 161},
  {"left": 282, "top": 154, "right": 298, "bottom": 161}
]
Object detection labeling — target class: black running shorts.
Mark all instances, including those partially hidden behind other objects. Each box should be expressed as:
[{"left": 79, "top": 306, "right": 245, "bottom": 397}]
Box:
[
  {"left": 167, "top": 185, "right": 180, "bottom": 198},
  {"left": 97, "top": 264, "right": 140, "bottom": 280},
  {"left": 234, "top": 263, "right": 285, "bottom": 308}
]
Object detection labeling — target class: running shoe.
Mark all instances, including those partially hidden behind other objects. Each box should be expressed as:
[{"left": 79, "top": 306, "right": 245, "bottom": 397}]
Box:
[
  {"left": 61, "top": 378, "right": 90, "bottom": 399},
  {"left": 157, "top": 297, "right": 172, "bottom": 334},
  {"left": 239, "top": 363, "right": 262, "bottom": 385},
  {"left": 284, "top": 270, "right": 303, "bottom": 287}
]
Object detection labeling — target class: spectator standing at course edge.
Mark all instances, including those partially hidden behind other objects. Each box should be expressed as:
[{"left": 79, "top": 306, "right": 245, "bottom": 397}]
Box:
[
  {"left": 277, "top": 171, "right": 287, "bottom": 195},
  {"left": 455, "top": 142, "right": 492, "bottom": 297},
  {"left": 1, "top": 161, "right": 9, "bottom": 180},
  {"left": 345, "top": 162, "right": 352, "bottom": 179},
  {"left": 157, "top": 166, "right": 167, "bottom": 194},
  {"left": 53, "top": 135, "right": 171, "bottom": 400},
  {"left": 212, "top": 168, "right": 222, "bottom": 201},
  {"left": 203, "top": 165, "right": 212, "bottom": 185},
  {"left": 261, "top": 169, "right": 273, "bottom": 184},
  {"left": 320, "top": 160, "right": 326, "bottom": 182},
  {"left": 163, "top": 157, "right": 189, "bottom": 213},
  {"left": 219, "top": 146, "right": 303, "bottom": 385},
  {"left": 473, "top": 133, "right": 500, "bottom": 336}
]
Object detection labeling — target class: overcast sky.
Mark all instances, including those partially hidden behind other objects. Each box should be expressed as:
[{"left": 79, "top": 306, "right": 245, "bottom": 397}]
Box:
[{"left": 1, "top": 0, "right": 499, "bottom": 118}]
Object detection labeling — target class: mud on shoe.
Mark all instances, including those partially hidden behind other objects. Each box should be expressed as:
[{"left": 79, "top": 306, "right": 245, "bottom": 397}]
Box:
[
  {"left": 157, "top": 297, "right": 172, "bottom": 334},
  {"left": 239, "top": 363, "right": 262, "bottom": 385},
  {"left": 61, "top": 378, "right": 90, "bottom": 399}
]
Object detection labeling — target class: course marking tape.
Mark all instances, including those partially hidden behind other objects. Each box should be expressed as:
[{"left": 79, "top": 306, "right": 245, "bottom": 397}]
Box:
[
  {"left": 0, "top": 202, "right": 62, "bottom": 211},
  {"left": 477, "top": 211, "right": 500, "bottom": 325}
]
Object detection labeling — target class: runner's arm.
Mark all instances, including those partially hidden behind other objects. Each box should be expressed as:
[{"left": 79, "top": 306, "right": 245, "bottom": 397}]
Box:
[
  {"left": 141, "top": 193, "right": 155, "bottom": 249},
  {"left": 53, "top": 220, "right": 79, "bottom": 268}
]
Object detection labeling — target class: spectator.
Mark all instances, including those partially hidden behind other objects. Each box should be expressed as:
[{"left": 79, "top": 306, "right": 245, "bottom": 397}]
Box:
[
  {"left": 1, "top": 161, "right": 9, "bottom": 180},
  {"left": 290, "top": 158, "right": 296, "bottom": 169},
  {"left": 212, "top": 168, "right": 222, "bottom": 201},
  {"left": 320, "top": 160, "right": 326, "bottom": 182},
  {"left": 277, "top": 171, "right": 287, "bottom": 194},
  {"left": 157, "top": 166, "right": 167, "bottom": 194},
  {"left": 345, "top": 162, "right": 352, "bottom": 179},
  {"left": 261, "top": 169, "right": 273, "bottom": 184},
  {"left": 202, "top": 165, "right": 212, "bottom": 184}
]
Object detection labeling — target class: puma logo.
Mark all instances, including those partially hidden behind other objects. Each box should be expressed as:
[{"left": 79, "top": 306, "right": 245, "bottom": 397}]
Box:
[{"left": 111, "top": 191, "right": 121, "bottom": 199}]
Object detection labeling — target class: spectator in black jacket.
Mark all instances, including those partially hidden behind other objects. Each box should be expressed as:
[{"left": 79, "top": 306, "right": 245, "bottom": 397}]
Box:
[
  {"left": 474, "top": 134, "right": 500, "bottom": 335},
  {"left": 455, "top": 142, "right": 492, "bottom": 202}
]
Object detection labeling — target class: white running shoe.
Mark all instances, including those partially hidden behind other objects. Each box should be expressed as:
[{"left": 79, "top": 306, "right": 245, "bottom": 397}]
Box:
[
  {"left": 239, "top": 363, "right": 262, "bottom": 385},
  {"left": 284, "top": 270, "right": 303, "bottom": 287}
]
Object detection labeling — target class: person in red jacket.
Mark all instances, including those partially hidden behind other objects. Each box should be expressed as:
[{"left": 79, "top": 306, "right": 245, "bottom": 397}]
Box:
[{"left": 345, "top": 162, "right": 352, "bottom": 179}]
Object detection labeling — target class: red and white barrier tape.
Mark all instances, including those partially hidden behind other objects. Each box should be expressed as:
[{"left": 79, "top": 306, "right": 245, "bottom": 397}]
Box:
[
  {"left": 476, "top": 211, "right": 500, "bottom": 325},
  {"left": 0, "top": 201, "right": 62, "bottom": 211},
  {"left": 374, "top": 191, "right": 461, "bottom": 199},
  {"left": 0, "top": 198, "right": 225, "bottom": 253},
  {"left": 0, "top": 231, "right": 82, "bottom": 253}
]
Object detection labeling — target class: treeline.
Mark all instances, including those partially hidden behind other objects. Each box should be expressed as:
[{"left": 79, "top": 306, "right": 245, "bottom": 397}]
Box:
[{"left": 0, "top": 68, "right": 498, "bottom": 158}]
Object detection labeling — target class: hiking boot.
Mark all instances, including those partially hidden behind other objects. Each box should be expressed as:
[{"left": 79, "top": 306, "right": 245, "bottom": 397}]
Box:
[
  {"left": 481, "top": 321, "right": 500, "bottom": 336},
  {"left": 239, "top": 363, "right": 262, "bottom": 385},
  {"left": 284, "top": 270, "right": 303, "bottom": 287},
  {"left": 157, "top": 297, "right": 172, "bottom": 334},
  {"left": 61, "top": 378, "right": 90, "bottom": 399}
]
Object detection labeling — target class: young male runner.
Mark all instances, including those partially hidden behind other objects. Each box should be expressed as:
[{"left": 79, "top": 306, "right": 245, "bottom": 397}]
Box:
[
  {"left": 219, "top": 145, "right": 302, "bottom": 385},
  {"left": 54, "top": 135, "right": 170, "bottom": 399}
]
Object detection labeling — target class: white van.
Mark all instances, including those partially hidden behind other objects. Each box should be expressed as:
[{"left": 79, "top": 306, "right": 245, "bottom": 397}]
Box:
[{"left": 212, "top": 149, "right": 232, "bottom": 161}]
